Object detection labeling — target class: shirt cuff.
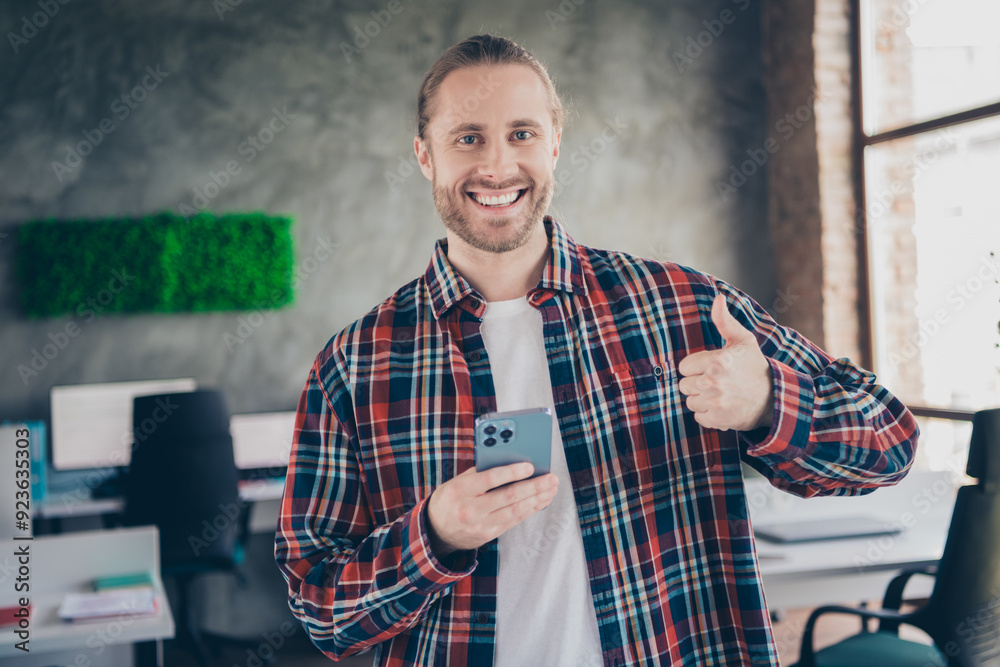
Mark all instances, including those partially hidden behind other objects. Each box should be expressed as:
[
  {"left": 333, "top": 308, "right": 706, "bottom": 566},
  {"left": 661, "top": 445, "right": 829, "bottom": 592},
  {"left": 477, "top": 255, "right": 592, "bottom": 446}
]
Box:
[
  {"left": 740, "top": 357, "right": 815, "bottom": 459},
  {"left": 399, "top": 496, "right": 476, "bottom": 592}
]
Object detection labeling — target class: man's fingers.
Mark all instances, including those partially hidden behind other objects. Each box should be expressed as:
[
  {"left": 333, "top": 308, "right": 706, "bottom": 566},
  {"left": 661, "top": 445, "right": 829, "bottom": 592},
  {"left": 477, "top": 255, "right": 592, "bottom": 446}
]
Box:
[
  {"left": 483, "top": 472, "right": 557, "bottom": 512},
  {"left": 677, "top": 350, "right": 713, "bottom": 377},
  {"left": 677, "top": 376, "right": 702, "bottom": 396},
  {"left": 679, "top": 349, "right": 740, "bottom": 377},
  {"left": 486, "top": 476, "right": 558, "bottom": 531},
  {"left": 685, "top": 394, "right": 710, "bottom": 414},
  {"left": 681, "top": 296, "right": 759, "bottom": 377},
  {"left": 472, "top": 461, "right": 535, "bottom": 495},
  {"left": 443, "top": 465, "right": 480, "bottom": 492}
]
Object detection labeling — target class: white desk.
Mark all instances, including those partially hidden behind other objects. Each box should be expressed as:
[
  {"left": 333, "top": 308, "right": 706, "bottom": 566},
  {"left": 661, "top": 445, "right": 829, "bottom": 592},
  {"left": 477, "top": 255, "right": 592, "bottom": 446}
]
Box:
[
  {"left": 34, "top": 476, "right": 286, "bottom": 519},
  {"left": 753, "top": 470, "right": 955, "bottom": 610},
  {"left": 28, "top": 472, "right": 952, "bottom": 613},
  {"left": 0, "top": 525, "right": 174, "bottom": 666}
]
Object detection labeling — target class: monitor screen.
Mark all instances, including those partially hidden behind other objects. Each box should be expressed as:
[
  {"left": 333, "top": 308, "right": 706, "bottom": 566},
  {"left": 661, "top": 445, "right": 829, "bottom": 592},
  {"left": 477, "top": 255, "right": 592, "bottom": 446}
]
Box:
[
  {"left": 50, "top": 378, "right": 197, "bottom": 470},
  {"left": 230, "top": 411, "right": 296, "bottom": 470}
]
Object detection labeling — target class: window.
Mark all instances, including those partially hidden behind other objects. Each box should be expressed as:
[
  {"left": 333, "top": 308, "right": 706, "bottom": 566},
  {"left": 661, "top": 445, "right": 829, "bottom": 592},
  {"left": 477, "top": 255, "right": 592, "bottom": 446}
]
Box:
[{"left": 857, "top": 0, "right": 1000, "bottom": 473}]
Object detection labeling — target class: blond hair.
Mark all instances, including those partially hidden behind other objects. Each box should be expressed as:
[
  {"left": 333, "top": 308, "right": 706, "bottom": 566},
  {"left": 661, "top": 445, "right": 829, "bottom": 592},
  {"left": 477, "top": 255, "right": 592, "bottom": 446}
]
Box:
[{"left": 416, "top": 34, "right": 566, "bottom": 139}]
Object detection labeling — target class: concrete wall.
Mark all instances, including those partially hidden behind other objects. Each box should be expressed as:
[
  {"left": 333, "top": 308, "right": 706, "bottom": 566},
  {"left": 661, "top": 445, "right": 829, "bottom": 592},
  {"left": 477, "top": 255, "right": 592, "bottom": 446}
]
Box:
[{"left": 0, "top": 0, "right": 772, "bottom": 421}]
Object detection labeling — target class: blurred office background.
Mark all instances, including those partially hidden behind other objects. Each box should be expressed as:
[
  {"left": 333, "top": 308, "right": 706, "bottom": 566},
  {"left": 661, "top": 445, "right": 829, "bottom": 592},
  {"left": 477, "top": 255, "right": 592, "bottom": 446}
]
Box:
[
  {"left": 1, "top": 0, "right": 998, "bottom": 665},
  {"left": 0, "top": 0, "right": 775, "bottom": 420}
]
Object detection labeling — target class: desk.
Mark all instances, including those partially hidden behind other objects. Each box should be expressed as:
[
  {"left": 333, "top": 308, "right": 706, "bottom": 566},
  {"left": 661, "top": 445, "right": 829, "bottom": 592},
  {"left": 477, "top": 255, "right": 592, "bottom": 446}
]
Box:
[
  {"left": 753, "top": 471, "right": 955, "bottom": 610},
  {"left": 29, "top": 472, "right": 952, "bottom": 613},
  {"left": 35, "top": 477, "right": 286, "bottom": 520},
  {"left": 0, "top": 525, "right": 174, "bottom": 666}
]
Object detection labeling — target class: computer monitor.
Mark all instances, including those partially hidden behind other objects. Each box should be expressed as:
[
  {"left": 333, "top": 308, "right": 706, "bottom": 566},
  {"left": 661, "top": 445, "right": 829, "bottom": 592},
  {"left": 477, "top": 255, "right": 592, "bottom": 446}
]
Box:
[
  {"left": 229, "top": 411, "right": 296, "bottom": 471},
  {"left": 50, "top": 378, "right": 197, "bottom": 470}
]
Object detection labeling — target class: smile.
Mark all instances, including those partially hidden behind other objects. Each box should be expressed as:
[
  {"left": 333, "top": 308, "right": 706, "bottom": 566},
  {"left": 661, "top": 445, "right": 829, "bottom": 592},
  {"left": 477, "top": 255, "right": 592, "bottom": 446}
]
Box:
[{"left": 467, "top": 189, "right": 526, "bottom": 208}]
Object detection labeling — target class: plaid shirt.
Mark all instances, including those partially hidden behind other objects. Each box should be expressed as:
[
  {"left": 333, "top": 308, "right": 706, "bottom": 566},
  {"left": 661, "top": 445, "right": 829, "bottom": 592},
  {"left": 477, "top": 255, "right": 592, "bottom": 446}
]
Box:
[{"left": 275, "top": 216, "right": 918, "bottom": 666}]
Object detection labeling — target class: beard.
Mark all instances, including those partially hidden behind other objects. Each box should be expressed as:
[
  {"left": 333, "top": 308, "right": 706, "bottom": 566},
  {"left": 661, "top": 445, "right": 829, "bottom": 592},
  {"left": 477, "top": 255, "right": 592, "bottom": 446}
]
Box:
[{"left": 432, "top": 173, "right": 553, "bottom": 254}]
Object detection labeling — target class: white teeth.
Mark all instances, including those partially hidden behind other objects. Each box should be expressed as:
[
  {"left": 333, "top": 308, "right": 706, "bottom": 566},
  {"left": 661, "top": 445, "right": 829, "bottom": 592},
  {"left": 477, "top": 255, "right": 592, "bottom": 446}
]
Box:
[{"left": 472, "top": 190, "right": 520, "bottom": 206}]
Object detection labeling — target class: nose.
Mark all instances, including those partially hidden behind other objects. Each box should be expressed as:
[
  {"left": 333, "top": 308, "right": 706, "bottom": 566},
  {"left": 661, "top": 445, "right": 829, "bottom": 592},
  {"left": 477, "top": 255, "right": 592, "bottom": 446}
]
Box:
[{"left": 477, "top": 139, "right": 518, "bottom": 182}]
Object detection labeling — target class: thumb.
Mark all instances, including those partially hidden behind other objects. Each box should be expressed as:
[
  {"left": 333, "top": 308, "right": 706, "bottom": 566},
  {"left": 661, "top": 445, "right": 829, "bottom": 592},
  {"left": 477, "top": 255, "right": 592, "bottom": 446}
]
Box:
[{"left": 711, "top": 294, "right": 753, "bottom": 346}]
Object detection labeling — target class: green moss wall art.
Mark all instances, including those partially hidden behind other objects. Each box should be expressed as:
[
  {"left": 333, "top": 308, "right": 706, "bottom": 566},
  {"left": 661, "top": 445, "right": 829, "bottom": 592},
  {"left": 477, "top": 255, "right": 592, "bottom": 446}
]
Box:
[{"left": 17, "top": 212, "right": 295, "bottom": 318}]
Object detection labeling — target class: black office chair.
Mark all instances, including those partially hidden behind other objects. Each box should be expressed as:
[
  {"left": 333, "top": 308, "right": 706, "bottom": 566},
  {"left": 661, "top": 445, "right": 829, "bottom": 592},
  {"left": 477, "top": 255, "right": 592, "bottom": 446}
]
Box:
[
  {"left": 123, "top": 389, "right": 261, "bottom": 666},
  {"left": 794, "top": 408, "right": 1000, "bottom": 667}
]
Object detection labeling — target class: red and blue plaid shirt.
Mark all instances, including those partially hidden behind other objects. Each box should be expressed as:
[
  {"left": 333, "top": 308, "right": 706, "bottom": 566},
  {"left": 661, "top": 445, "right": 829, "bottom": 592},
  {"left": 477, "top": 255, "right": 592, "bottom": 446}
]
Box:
[{"left": 275, "top": 216, "right": 917, "bottom": 666}]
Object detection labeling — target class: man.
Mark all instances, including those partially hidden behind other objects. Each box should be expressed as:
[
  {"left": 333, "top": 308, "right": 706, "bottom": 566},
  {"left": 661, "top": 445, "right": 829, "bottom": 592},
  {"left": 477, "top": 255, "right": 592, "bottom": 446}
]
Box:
[{"left": 275, "top": 34, "right": 918, "bottom": 666}]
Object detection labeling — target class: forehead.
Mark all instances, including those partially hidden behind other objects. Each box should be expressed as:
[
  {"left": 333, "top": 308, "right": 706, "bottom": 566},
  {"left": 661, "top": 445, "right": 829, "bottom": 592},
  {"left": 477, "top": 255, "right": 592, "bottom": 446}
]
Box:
[{"left": 430, "top": 64, "right": 552, "bottom": 134}]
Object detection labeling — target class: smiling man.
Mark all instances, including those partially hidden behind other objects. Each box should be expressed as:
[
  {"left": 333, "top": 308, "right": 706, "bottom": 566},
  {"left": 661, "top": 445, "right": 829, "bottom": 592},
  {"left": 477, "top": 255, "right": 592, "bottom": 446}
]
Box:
[{"left": 275, "top": 34, "right": 918, "bottom": 666}]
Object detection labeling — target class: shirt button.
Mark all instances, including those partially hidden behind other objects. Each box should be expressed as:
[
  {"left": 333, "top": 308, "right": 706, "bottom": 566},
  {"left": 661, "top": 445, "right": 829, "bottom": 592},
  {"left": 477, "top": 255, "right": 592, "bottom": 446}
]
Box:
[
  {"left": 478, "top": 406, "right": 489, "bottom": 415},
  {"left": 469, "top": 351, "right": 480, "bottom": 362},
  {"left": 469, "top": 298, "right": 480, "bottom": 309},
  {"left": 653, "top": 365, "right": 663, "bottom": 377},
  {"left": 477, "top": 613, "right": 490, "bottom": 624}
]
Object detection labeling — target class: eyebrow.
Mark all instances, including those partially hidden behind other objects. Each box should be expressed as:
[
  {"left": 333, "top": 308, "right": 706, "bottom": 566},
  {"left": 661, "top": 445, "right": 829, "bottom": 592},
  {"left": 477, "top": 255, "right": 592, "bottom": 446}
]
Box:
[
  {"left": 447, "top": 119, "right": 546, "bottom": 135},
  {"left": 509, "top": 119, "right": 545, "bottom": 130}
]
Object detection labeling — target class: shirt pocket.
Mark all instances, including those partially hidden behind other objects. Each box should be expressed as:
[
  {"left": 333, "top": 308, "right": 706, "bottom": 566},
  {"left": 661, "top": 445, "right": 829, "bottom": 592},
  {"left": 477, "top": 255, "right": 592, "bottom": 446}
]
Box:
[{"left": 605, "top": 357, "right": 719, "bottom": 490}]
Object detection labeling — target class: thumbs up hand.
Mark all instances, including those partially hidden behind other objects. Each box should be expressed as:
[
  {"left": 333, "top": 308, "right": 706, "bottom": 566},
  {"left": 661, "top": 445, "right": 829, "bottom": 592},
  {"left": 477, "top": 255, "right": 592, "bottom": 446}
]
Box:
[{"left": 677, "top": 294, "right": 775, "bottom": 432}]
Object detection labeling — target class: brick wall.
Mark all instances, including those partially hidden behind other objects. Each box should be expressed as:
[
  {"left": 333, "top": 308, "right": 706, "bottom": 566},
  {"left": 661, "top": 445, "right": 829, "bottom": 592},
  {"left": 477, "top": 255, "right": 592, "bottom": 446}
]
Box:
[
  {"left": 762, "top": 0, "right": 826, "bottom": 348},
  {"left": 763, "top": 0, "right": 918, "bottom": 376},
  {"left": 814, "top": 0, "right": 862, "bottom": 363}
]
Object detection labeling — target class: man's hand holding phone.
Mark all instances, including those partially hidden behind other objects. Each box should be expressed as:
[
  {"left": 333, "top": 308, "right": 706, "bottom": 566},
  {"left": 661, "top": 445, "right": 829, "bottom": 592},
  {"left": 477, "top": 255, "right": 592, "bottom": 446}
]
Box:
[{"left": 426, "top": 463, "right": 558, "bottom": 559}]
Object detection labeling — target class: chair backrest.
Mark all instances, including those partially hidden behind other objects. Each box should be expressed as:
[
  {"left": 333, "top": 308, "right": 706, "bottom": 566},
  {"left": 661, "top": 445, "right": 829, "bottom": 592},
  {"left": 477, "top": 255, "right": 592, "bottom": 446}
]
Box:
[
  {"left": 924, "top": 408, "right": 1000, "bottom": 666},
  {"left": 123, "top": 389, "right": 241, "bottom": 573}
]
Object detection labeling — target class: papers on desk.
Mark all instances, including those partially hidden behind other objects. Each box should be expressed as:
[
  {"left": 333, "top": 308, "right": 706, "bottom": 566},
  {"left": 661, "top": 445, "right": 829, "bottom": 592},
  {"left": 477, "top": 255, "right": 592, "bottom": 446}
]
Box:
[{"left": 57, "top": 588, "right": 156, "bottom": 622}]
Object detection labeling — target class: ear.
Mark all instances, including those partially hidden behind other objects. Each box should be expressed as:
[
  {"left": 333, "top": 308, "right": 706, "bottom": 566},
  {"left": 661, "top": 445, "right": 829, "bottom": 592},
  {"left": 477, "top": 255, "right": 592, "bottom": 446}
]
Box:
[
  {"left": 551, "top": 129, "right": 561, "bottom": 170},
  {"left": 414, "top": 136, "right": 434, "bottom": 181}
]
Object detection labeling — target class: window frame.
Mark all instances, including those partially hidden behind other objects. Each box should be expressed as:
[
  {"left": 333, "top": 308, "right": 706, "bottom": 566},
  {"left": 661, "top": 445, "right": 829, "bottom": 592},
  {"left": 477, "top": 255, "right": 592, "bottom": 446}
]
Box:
[{"left": 850, "top": 0, "right": 1000, "bottom": 423}]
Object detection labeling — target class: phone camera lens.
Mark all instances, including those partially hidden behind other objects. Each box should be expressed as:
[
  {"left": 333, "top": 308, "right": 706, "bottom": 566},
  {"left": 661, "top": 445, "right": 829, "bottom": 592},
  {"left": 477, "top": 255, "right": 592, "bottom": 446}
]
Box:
[
  {"left": 500, "top": 429, "right": 513, "bottom": 439},
  {"left": 484, "top": 424, "right": 497, "bottom": 435},
  {"left": 484, "top": 437, "right": 497, "bottom": 447}
]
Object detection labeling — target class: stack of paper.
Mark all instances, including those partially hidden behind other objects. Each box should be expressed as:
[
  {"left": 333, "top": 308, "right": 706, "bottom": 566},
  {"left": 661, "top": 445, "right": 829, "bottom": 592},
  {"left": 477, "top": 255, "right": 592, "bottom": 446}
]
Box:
[{"left": 57, "top": 588, "right": 156, "bottom": 622}]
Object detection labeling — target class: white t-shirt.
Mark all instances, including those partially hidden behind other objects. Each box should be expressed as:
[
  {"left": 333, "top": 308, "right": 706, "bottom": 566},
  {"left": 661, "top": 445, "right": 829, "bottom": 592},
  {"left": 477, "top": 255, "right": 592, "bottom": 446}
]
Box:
[{"left": 480, "top": 296, "right": 604, "bottom": 667}]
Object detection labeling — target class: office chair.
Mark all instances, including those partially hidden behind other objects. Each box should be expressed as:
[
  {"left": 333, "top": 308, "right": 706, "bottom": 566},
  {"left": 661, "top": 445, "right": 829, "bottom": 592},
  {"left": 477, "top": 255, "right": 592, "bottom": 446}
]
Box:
[
  {"left": 123, "top": 389, "right": 265, "bottom": 666},
  {"left": 794, "top": 407, "right": 1000, "bottom": 667}
]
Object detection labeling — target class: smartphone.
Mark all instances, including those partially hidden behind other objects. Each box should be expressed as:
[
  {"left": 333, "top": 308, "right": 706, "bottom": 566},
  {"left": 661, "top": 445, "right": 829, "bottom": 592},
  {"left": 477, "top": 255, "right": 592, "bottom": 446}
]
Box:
[{"left": 474, "top": 407, "right": 553, "bottom": 479}]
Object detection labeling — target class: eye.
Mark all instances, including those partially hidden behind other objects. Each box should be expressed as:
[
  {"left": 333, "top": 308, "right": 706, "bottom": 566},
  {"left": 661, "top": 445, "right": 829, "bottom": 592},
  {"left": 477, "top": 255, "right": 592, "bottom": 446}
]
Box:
[
  {"left": 458, "top": 135, "right": 478, "bottom": 145},
  {"left": 513, "top": 130, "right": 532, "bottom": 140}
]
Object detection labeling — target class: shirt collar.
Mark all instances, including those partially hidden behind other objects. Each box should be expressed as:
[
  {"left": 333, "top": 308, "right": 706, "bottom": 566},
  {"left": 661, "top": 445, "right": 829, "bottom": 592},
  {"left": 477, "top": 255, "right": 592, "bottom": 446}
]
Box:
[{"left": 423, "top": 216, "right": 588, "bottom": 320}]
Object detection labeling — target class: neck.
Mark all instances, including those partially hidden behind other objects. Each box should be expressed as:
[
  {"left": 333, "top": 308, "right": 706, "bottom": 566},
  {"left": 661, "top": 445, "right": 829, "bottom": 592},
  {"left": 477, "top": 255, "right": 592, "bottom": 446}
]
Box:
[{"left": 445, "top": 221, "right": 550, "bottom": 302}]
